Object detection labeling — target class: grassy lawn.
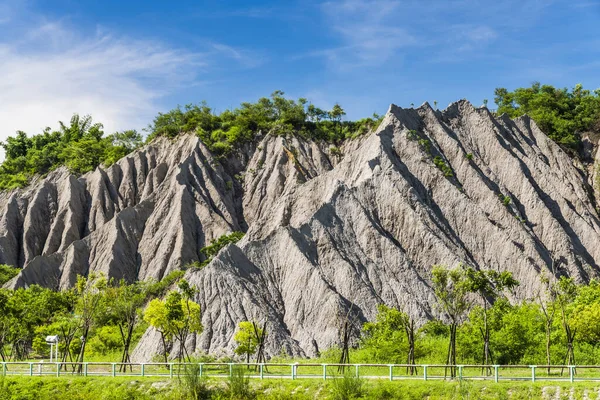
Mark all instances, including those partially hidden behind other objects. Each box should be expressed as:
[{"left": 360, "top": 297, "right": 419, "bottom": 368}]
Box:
[{"left": 3, "top": 375, "right": 600, "bottom": 399}]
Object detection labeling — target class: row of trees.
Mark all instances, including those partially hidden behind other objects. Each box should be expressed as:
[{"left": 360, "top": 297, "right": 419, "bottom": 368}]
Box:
[
  {"left": 0, "top": 92, "right": 378, "bottom": 190},
  {"left": 148, "top": 91, "right": 381, "bottom": 155},
  {"left": 0, "top": 115, "right": 142, "bottom": 189},
  {"left": 3, "top": 263, "right": 600, "bottom": 371},
  {"left": 0, "top": 270, "right": 199, "bottom": 367},
  {"left": 2, "top": 84, "right": 596, "bottom": 191},
  {"left": 494, "top": 83, "right": 600, "bottom": 150},
  {"left": 358, "top": 264, "right": 600, "bottom": 374}
]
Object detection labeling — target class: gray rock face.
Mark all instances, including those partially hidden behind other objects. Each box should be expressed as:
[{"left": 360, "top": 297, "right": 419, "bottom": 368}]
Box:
[{"left": 3, "top": 101, "right": 600, "bottom": 360}]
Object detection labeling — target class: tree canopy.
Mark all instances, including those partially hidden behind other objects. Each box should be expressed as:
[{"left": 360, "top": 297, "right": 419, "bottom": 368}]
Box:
[
  {"left": 148, "top": 91, "right": 381, "bottom": 155},
  {"left": 0, "top": 114, "right": 142, "bottom": 190},
  {"left": 494, "top": 83, "right": 600, "bottom": 150}
]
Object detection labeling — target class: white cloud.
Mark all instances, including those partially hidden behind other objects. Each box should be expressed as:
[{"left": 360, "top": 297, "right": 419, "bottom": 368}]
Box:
[
  {"left": 0, "top": 20, "right": 204, "bottom": 145},
  {"left": 319, "top": 0, "right": 418, "bottom": 67}
]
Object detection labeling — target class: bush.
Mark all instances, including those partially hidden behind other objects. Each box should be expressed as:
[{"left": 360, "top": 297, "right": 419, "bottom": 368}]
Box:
[
  {"left": 329, "top": 371, "right": 364, "bottom": 400},
  {"left": 494, "top": 83, "right": 600, "bottom": 150},
  {"left": 0, "top": 264, "right": 18, "bottom": 285},
  {"left": 227, "top": 365, "right": 254, "bottom": 399},
  {"left": 179, "top": 364, "right": 212, "bottom": 400},
  {"left": 433, "top": 156, "right": 453, "bottom": 177}
]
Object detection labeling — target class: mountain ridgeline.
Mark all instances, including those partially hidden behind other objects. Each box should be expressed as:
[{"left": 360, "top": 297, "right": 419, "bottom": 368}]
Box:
[{"left": 1, "top": 86, "right": 600, "bottom": 360}]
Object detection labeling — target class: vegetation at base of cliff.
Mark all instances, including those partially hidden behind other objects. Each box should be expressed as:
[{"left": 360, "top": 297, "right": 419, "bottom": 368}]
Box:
[
  {"left": 0, "top": 274, "right": 201, "bottom": 365},
  {"left": 0, "top": 115, "right": 142, "bottom": 190},
  {"left": 494, "top": 82, "right": 600, "bottom": 150},
  {"left": 5, "top": 266, "right": 600, "bottom": 369},
  {"left": 148, "top": 90, "right": 383, "bottom": 155}
]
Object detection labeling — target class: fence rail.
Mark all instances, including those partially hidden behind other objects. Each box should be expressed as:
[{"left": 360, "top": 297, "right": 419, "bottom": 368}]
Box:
[{"left": 1, "top": 362, "right": 600, "bottom": 382}]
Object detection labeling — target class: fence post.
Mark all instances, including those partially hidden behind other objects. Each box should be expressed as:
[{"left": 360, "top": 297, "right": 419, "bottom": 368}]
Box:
[
  {"left": 260, "top": 364, "right": 264, "bottom": 379},
  {"left": 2, "top": 362, "right": 5, "bottom": 376},
  {"left": 458, "top": 365, "right": 463, "bottom": 381},
  {"left": 199, "top": 363, "right": 203, "bottom": 378},
  {"left": 84, "top": 363, "right": 88, "bottom": 377},
  {"left": 169, "top": 363, "right": 174, "bottom": 379},
  {"left": 494, "top": 365, "right": 499, "bottom": 383},
  {"left": 56, "top": 363, "right": 60, "bottom": 377},
  {"left": 112, "top": 363, "right": 116, "bottom": 377},
  {"left": 291, "top": 364, "right": 296, "bottom": 380},
  {"left": 423, "top": 365, "right": 428, "bottom": 381},
  {"left": 29, "top": 363, "right": 33, "bottom": 377},
  {"left": 389, "top": 365, "right": 393, "bottom": 381},
  {"left": 322, "top": 364, "right": 327, "bottom": 380},
  {"left": 141, "top": 363, "right": 145, "bottom": 377},
  {"left": 229, "top": 363, "right": 233, "bottom": 378},
  {"left": 569, "top": 366, "right": 574, "bottom": 383},
  {"left": 355, "top": 364, "right": 359, "bottom": 378},
  {"left": 530, "top": 366, "right": 536, "bottom": 382}
]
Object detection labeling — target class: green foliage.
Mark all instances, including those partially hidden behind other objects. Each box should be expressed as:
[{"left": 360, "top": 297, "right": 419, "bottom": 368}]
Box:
[
  {"left": 465, "top": 153, "right": 473, "bottom": 161},
  {"left": 494, "top": 83, "right": 600, "bottom": 149},
  {"left": 407, "top": 129, "right": 419, "bottom": 141},
  {"left": 0, "top": 265, "right": 18, "bottom": 285},
  {"left": 499, "top": 194, "right": 511, "bottom": 206},
  {"left": 360, "top": 305, "right": 408, "bottom": 363},
  {"left": 179, "top": 363, "right": 211, "bottom": 400},
  {"left": 433, "top": 156, "right": 453, "bottom": 177},
  {"left": 418, "top": 139, "right": 431, "bottom": 154},
  {"left": 0, "top": 115, "right": 142, "bottom": 189},
  {"left": 234, "top": 321, "right": 263, "bottom": 363},
  {"left": 227, "top": 365, "right": 254, "bottom": 399},
  {"left": 199, "top": 231, "right": 245, "bottom": 267},
  {"left": 329, "top": 371, "right": 364, "bottom": 400},
  {"left": 143, "top": 280, "right": 202, "bottom": 362},
  {"left": 329, "top": 146, "right": 343, "bottom": 158},
  {"left": 148, "top": 92, "right": 380, "bottom": 154}
]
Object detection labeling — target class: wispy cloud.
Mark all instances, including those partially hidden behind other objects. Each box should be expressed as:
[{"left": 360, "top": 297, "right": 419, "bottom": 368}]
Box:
[
  {"left": 0, "top": 2, "right": 265, "bottom": 147},
  {"left": 0, "top": 21, "right": 205, "bottom": 142},
  {"left": 209, "top": 42, "right": 266, "bottom": 68},
  {"left": 318, "top": 0, "right": 419, "bottom": 68}
]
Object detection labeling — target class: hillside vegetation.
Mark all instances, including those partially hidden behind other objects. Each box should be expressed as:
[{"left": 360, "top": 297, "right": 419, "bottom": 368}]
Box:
[
  {"left": 494, "top": 82, "right": 600, "bottom": 149},
  {"left": 1, "top": 85, "right": 598, "bottom": 190},
  {"left": 0, "top": 91, "right": 381, "bottom": 190}
]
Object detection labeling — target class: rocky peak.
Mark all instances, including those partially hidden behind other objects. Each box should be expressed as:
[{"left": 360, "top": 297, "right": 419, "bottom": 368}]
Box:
[{"left": 2, "top": 101, "right": 600, "bottom": 359}]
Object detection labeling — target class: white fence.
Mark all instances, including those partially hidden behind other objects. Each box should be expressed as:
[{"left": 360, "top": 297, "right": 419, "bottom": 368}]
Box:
[{"left": 2, "top": 362, "right": 600, "bottom": 382}]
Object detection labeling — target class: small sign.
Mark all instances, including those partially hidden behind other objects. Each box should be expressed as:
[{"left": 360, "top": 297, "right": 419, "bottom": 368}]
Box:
[{"left": 45, "top": 335, "right": 59, "bottom": 343}]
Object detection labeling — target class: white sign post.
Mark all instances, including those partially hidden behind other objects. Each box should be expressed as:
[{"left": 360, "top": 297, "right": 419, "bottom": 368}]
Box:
[{"left": 45, "top": 335, "right": 59, "bottom": 363}]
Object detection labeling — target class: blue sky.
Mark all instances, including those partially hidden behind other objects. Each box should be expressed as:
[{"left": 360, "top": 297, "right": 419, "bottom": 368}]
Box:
[{"left": 0, "top": 0, "right": 599, "bottom": 140}]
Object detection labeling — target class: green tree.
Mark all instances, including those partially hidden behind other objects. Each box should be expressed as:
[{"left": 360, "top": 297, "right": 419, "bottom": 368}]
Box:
[
  {"left": 494, "top": 83, "right": 600, "bottom": 149},
  {"left": 74, "top": 274, "right": 107, "bottom": 371},
  {"left": 234, "top": 321, "right": 263, "bottom": 364},
  {"left": 431, "top": 265, "right": 472, "bottom": 377},
  {"left": 464, "top": 267, "right": 519, "bottom": 370},
  {"left": 143, "top": 298, "right": 171, "bottom": 363},
  {"left": 143, "top": 282, "right": 202, "bottom": 363},
  {"left": 329, "top": 104, "right": 346, "bottom": 138},
  {"left": 554, "top": 276, "right": 578, "bottom": 367},
  {"left": 361, "top": 304, "right": 417, "bottom": 374},
  {"left": 101, "top": 280, "right": 148, "bottom": 370}
]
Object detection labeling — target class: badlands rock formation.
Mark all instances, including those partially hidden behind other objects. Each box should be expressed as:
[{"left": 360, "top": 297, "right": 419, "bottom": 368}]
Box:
[{"left": 2, "top": 101, "right": 600, "bottom": 359}]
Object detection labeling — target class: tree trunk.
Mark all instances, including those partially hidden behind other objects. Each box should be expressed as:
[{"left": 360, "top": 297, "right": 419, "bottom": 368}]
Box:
[
  {"left": 120, "top": 323, "right": 135, "bottom": 372},
  {"left": 76, "top": 326, "right": 89, "bottom": 373},
  {"left": 160, "top": 332, "right": 168, "bottom": 364},
  {"left": 446, "top": 322, "right": 457, "bottom": 379},
  {"left": 546, "top": 321, "right": 552, "bottom": 374}
]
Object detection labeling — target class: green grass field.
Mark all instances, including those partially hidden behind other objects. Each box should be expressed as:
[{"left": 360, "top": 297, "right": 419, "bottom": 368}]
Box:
[{"left": 3, "top": 375, "right": 600, "bottom": 399}]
